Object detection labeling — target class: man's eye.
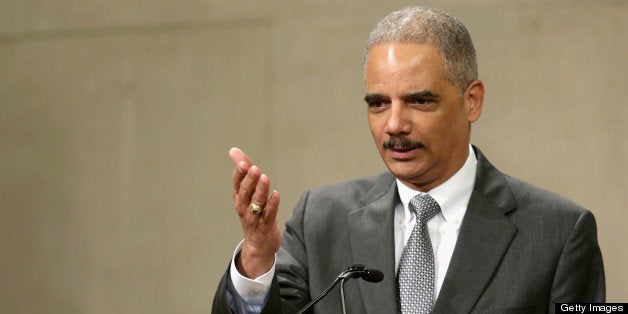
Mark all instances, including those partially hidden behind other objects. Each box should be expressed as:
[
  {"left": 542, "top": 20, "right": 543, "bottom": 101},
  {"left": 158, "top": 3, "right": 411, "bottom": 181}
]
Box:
[
  {"left": 367, "top": 101, "right": 389, "bottom": 109},
  {"left": 411, "top": 99, "right": 431, "bottom": 105}
]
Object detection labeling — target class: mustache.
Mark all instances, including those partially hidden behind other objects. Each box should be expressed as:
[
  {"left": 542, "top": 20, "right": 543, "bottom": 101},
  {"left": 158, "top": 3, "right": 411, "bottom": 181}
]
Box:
[{"left": 382, "top": 136, "right": 424, "bottom": 150}]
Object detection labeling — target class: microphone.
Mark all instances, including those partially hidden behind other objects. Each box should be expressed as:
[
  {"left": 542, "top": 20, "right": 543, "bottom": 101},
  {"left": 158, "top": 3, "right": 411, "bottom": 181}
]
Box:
[
  {"left": 339, "top": 264, "right": 384, "bottom": 283},
  {"left": 362, "top": 269, "right": 384, "bottom": 282},
  {"left": 296, "top": 264, "right": 384, "bottom": 314}
]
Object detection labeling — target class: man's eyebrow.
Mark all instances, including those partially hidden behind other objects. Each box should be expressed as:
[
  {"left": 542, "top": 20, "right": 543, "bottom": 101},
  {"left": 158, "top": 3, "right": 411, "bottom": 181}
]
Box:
[
  {"left": 402, "top": 90, "right": 440, "bottom": 101},
  {"left": 364, "top": 93, "right": 387, "bottom": 103}
]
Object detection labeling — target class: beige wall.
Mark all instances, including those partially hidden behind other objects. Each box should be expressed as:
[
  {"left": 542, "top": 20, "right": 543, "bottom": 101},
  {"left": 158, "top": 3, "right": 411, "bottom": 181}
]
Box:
[{"left": 1, "top": 1, "right": 626, "bottom": 312}]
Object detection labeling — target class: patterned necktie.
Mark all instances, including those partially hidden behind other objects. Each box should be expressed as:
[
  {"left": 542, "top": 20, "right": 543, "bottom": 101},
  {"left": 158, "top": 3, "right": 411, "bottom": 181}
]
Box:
[{"left": 398, "top": 193, "right": 441, "bottom": 313}]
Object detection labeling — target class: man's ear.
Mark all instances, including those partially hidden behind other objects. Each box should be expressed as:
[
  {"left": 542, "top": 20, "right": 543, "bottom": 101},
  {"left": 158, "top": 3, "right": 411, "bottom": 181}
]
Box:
[{"left": 465, "top": 80, "right": 484, "bottom": 123}]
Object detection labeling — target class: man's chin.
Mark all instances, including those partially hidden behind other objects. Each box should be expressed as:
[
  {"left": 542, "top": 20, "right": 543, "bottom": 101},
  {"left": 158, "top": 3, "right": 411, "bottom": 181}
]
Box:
[{"left": 387, "top": 164, "right": 423, "bottom": 181}]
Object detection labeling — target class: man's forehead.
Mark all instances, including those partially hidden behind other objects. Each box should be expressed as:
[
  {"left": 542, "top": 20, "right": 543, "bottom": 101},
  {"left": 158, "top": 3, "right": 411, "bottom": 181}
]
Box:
[
  {"left": 364, "top": 44, "right": 456, "bottom": 97},
  {"left": 366, "top": 44, "right": 444, "bottom": 80},
  {"left": 365, "top": 43, "right": 444, "bottom": 71}
]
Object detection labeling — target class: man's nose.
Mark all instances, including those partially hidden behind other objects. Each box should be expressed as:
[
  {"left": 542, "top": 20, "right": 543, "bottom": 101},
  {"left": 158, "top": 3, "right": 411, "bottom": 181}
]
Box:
[{"left": 385, "top": 103, "right": 410, "bottom": 135}]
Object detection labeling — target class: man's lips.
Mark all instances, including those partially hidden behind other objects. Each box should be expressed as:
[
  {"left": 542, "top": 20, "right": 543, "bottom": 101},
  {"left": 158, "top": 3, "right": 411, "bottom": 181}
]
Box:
[
  {"left": 388, "top": 146, "right": 418, "bottom": 152},
  {"left": 386, "top": 146, "right": 422, "bottom": 159}
]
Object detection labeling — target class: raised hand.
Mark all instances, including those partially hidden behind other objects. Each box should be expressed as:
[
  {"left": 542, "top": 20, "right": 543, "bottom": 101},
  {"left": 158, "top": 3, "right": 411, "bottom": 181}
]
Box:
[{"left": 229, "top": 147, "right": 282, "bottom": 278}]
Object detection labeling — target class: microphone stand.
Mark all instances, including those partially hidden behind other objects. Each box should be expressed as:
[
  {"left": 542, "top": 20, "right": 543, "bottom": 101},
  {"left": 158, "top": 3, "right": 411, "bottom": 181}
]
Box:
[
  {"left": 296, "top": 264, "right": 383, "bottom": 314},
  {"left": 340, "top": 278, "right": 348, "bottom": 314},
  {"left": 296, "top": 276, "right": 343, "bottom": 314}
]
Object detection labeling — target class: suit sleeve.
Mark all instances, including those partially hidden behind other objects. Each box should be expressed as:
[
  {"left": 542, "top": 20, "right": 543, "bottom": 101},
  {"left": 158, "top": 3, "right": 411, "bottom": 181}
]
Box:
[
  {"left": 549, "top": 210, "right": 605, "bottom": 306},
  {"left": 211, "top": 266, "right": 233, "bottom": 314}
]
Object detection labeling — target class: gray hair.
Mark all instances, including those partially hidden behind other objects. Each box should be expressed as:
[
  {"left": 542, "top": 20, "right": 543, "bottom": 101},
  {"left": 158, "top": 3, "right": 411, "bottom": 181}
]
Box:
[{"left": 363, "top": 7, "right": 478, "bottom": 93}]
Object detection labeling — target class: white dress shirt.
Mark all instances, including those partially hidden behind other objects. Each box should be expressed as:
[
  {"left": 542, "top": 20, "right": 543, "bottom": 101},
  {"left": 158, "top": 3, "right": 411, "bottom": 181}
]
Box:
[{"left": 228, "top": 145, "right": 477, "bottom": 310}]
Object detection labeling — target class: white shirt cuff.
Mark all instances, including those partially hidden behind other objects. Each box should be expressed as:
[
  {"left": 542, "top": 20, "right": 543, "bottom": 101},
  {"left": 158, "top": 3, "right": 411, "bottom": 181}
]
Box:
[{"left": 229, "top": 240, "right": 276, "bottom": 303}]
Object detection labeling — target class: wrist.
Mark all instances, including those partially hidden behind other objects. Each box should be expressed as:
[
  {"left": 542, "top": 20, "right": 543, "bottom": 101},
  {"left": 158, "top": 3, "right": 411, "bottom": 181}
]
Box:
[{"left": 236, "top": 247, "right": 275, "bottom": 279}]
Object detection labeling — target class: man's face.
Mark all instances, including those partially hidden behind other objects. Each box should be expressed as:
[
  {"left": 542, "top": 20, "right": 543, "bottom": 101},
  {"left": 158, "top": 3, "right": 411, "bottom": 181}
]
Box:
[{"left": 364, "top": 43, "right": 483, "bottom": 191}]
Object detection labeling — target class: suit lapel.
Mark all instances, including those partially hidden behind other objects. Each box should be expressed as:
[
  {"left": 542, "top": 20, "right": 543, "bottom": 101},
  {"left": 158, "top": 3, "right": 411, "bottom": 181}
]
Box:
[
  {"left": 347, "top": 173, "right": 399, "bottom": 313},
  {"left": 433, "top": 148, "right": 519, "bottom": 313}
]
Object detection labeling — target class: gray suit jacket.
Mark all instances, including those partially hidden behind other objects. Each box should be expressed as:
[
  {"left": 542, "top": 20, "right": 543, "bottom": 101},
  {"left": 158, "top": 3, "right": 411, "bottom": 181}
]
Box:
[{"left": 213, "top": 147, "right": 605, "bottom": 313}]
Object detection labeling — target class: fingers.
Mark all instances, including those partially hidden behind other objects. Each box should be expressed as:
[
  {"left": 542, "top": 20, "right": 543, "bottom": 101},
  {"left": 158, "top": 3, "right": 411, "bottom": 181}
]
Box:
[
  {"left": 229, "top": 147, "right": 252, "bottom": 167},
  {"left": 236, "top": 165, "right": 262, "bottom": 216},
  {"left": 250, "top": 174, "right": 270, "bottom": 208},
  {"left": 230, "top": 147, "right": 252, "bottom": 198},
  {"left": 228, "top": 147, "right": 278, "bottom": 219},
  {"left": 263, "top": 190, "right": 280, "bottom": 222},
  {"left": 242, "top": 171, "right": 276, "bottom": 220}
]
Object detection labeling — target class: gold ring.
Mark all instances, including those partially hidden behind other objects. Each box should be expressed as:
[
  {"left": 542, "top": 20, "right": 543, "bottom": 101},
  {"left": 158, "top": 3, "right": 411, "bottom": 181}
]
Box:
[{"left": 250, "top": 203, "right": 263, "bottom": 215}]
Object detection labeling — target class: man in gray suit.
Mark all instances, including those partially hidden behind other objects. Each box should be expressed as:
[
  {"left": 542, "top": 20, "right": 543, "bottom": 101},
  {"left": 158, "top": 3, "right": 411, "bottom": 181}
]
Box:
[{"left": 213, "top": 7, "right": 605, "bottom": 314}]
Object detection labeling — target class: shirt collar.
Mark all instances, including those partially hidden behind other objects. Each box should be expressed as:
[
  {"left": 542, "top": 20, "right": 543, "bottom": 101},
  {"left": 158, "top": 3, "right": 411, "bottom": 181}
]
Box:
[{"left": 396, "top": 145, "right": 477, "bottom": 220}]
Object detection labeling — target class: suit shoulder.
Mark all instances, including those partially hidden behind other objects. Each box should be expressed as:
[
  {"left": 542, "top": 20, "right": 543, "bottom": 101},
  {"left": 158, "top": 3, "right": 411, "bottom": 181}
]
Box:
[
  {"left": 291, "top": 172, "right": 395, "bottom": 218},
  {"left": 504, "top": 174, "right": 590, "bottom": 217},
  {"left": 307, "top": 172, "right": 393, "bottom": 200},
  {"left": 474, "top": 147, "right": 591, "bottom": 219}
]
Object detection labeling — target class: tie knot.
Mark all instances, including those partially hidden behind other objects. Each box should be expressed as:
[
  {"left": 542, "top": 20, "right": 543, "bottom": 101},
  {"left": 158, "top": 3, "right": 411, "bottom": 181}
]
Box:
[{"left": 409, "top": 193, "right": 441, "bottom": 222}]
